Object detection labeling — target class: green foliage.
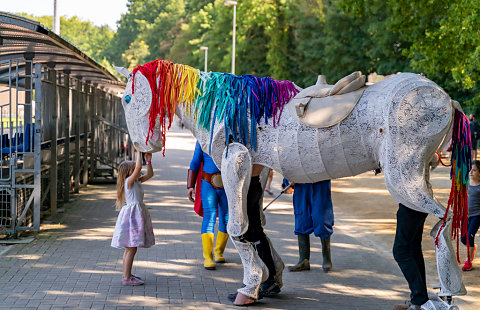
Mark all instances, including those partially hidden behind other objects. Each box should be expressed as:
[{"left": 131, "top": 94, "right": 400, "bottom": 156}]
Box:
[
  {"left": 185, "top": 0, "right": 215, "bottom": 15},
  {"left": 167, "top": 2, "right": 216, "bottom": 68},
  {"left": 16, "top": 0, "right": 480, "bottom": 107},
  {"left": 263, "top": 0, "right": 295, "bottom": 80},
  {"left": 18, "top": 13, "right": 116, "bottom": 75},
  {"left": 289, "top": 1, "right": 326, "bottom": 86},
  {"left": 340, "top": 0, "right": 480, "bottom": 105},
  {"left": 122, "top": 39, "right": 151, "bottom": 70},
  {"left": 107, "top": 0, "right": 186, "bottom": 67}
]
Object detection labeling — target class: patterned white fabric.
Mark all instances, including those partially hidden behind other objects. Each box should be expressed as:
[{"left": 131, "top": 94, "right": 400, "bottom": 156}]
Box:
[
  {"left": 422, "top": 295, "right": 460, "bottom": 310},
  {"left": 118, "top": 68, "right": 465, "bottom": 304},
  {"left": 220, "top": 143, "right": 252, "bottom": 237},
  {"left": 219, "top": 143, "right": 284, "bottom": 298},
  {"left": 231, "top": 237, "right": 268, "bottom": 299},
  {"left": 431, "top": 219, "right": 466, "bottom": 296},
  {"left": 121, "top": 73, "right": 164, "bottom": 153}
]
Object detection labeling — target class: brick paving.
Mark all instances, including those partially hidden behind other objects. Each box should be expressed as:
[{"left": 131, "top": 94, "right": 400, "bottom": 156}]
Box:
[{"left": 0, "top": 126, "right": 477, "bottom": 309}]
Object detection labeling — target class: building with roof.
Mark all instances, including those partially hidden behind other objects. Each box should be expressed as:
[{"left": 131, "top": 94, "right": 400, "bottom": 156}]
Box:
[{"left": 0, "top": 12, "right": 130, "bottom": 236}]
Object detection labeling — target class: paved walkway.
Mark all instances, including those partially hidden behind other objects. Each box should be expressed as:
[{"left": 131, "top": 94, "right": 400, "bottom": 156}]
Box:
[{"left": 0, "top": 126, "right": 477, "bottom": 309}]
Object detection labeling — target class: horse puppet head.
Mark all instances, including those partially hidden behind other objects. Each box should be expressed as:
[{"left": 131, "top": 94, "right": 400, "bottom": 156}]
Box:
[
  {"left": 115, "top": 60, "right": 199, "bottom": 155},
  {"left": 115, "top": 64, "right": 164, "bottom": 153},
  {"left": 116, "top": 59, "right": 302, "bottom": 156}
]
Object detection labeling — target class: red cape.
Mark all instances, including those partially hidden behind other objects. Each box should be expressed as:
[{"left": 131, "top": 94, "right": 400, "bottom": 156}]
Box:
[
  {"left": 194, "top": 163, "right": 204, "bottom": 217},
  {"left": 193, "top": 163, "right": 219, "bottom": 218}
]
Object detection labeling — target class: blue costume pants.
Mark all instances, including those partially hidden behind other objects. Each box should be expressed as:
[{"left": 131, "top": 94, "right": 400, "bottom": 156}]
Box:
[
  {"left": 200, "top": 180, "right": 229, "bottom": 234},
  {"left": 292, "top": 181, "right": 334, "bottom": 240}
]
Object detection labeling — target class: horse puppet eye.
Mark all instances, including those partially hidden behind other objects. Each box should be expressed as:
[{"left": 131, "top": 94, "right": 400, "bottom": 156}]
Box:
[{"left": 125, "top": 95, "right": 131, "bottom": 104}]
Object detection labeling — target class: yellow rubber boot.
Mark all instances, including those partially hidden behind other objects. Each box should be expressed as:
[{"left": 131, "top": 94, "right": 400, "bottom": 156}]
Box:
[
  {"left": 214, "top": 231, "right": 229, "bottom": 263},
  {"left": 202, "top": 233, "right": 216, "bottom": 270}
]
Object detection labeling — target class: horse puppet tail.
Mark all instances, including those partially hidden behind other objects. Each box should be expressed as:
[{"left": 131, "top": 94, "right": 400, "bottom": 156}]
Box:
[{"left": 435, "top": 106, "right": 472, "bottom": 263}]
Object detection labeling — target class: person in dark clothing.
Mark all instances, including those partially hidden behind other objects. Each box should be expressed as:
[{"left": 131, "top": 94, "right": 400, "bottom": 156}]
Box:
[
  {"left": 228, "top": 171, "right": 281, "bottom": 306},
  {"left": 243, "top": 176, "right": 280, "bottom": 293},
  {"left": 392, "top": 204, "right": 429, "bottom": 310}
]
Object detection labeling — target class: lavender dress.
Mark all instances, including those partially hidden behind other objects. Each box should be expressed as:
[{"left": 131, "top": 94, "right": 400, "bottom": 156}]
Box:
[{"left": 111, "top": 177, "right": 155, "bottom": 248}]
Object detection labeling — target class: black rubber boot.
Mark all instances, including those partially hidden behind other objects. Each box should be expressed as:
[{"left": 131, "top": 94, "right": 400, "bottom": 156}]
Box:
[
  {"left": 288, "top": 234, "right": 311, "bottom": 272},
  {"left": 321, "top": 237, "right": 332, "bottom": 272}
]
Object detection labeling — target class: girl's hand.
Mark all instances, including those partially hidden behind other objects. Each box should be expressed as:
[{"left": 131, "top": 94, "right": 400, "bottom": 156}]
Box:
[{"left": 144, "top": 153, "right": 152, "bottom": 163}]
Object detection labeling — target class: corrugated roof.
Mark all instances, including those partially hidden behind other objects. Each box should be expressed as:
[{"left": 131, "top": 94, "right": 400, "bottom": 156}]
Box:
[{"left": 0, "top": 12, "right": 125, "bottom": 93}]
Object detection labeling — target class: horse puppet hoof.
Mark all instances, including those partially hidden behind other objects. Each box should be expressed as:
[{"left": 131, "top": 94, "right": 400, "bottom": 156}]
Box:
[
  {"left": 233, "top": 292, "right": 256, "bottom": 306},
  {"left": 423, "top": 296, "right": 459, "bottom": 310}
]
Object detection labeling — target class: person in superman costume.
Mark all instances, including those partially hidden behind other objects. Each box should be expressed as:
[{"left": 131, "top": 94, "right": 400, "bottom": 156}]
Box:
[{"left": 187, "top": 141, "right": 229, "bottom": 270}]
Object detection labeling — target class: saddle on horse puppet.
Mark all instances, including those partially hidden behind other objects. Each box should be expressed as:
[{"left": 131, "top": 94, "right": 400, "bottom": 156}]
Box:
[{"left": 115, "top": 59, "right": 470, "bottom": 309}]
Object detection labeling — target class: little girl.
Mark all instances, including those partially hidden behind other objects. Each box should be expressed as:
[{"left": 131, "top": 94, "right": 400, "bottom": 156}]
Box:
[
  {"left": 111, "top": 150, "right": 155, "bottom": 285},
  {"left": 461, "top": 159, "right": 480, "bottom": 271}
]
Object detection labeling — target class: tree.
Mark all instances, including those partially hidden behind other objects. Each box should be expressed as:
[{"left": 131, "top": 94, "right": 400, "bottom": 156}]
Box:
[
  {"left": 22, "top": 0, "right": 480, "bottom": 107},
  {"left": 108, "top": 0, "right": 186, "bottom": 68},
  {"left": 19, "top": 14, "right": 115, "bottom": 69},
  {"left": 340, "top": 0, "right": 480, "bottom": 105},
  {"left": 122, "top": 39, "right": 151, "bottom": 70},
  {"left": 167, "top": 3, "right": 215, "bottom": 68}
]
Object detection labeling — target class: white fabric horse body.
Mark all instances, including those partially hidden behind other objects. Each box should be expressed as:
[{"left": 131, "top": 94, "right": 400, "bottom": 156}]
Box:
[{"left": 117, "top": 64, "right": 464, "bottom": 309}]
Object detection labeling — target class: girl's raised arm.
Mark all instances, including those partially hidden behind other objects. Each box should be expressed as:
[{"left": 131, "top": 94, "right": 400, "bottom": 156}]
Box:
[
  {"left": 127, "top": 150, "right": 143, "bottom": 189},
  {"left": 139, "top": 153, "right": 154, "bottom": 183}
]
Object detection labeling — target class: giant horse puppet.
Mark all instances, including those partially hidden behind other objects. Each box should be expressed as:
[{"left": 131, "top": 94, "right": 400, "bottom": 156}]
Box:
[{"left": 115, "top": 59, "right": 470, "bottom": 309}]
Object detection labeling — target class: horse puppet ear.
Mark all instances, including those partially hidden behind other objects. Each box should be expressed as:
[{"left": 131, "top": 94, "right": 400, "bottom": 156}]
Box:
[{"left": 113, "top": 66, "right": 131, "bottom": 79}]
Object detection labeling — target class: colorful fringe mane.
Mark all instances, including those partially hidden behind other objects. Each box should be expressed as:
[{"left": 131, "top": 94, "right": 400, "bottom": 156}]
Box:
[
  {"left": 131, "top": 59, "right": 299, "bottom": 155},
  {"left": 435, "top": 109, "right": 471, "bottom": 263},
  {"left": 132, "top": 59, "right": 199, "bottom": 156}
]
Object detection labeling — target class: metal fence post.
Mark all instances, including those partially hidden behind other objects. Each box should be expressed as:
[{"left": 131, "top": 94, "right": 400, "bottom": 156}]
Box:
[
  {"left": 62, "top": 72, "right": 70, "bottom": 201},
  {"left": 73, "top": 79, "right": 81, "bottom": 193},
  {"left": 89, "top": 87, "right": 96, "bottom": 182},
  {"left": 33, "top": 63, "right": 42, "bottom": 230},
  {"left": 49, "top": 69, "right": 58, "bottom": 215}
]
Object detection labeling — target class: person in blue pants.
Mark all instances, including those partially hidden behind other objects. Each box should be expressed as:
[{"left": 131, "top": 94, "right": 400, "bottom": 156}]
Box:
[
  {"left": 187, "top": 142, "right": 229, "bottom": 270},
  {"left": 286, "top": 179, "right": 334, "bottom": 272}
]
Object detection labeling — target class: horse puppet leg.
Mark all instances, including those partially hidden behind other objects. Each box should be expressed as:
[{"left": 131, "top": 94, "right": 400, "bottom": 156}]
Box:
[
  {"left": 384, "top": 160, "right": 466, "bottom": 309},
  {"left": 221, "top": 143, "right": 269, "bottom": 301},
  {"left": 258, "top": 168, "right": 285, "bottom": 289},
  {"left": 430, "top": 218, "right": 466, "bottom": 298}
]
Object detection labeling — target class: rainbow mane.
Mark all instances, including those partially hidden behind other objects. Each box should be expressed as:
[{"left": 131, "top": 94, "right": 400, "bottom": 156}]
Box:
[
  {"left": 435, "top": 109, "right": 471, "bottom": 263},
  {"left": 131, "top": 59, "right": 299, "bottom": 155}
]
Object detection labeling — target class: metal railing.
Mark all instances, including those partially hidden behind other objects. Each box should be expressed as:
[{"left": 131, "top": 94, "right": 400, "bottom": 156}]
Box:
[
  {"left": 0, "top": 60, "right": 40, "bottom": 234},
  {"left": 94, "top": 116, "right": 130, "bottom": 171},
  {"left": 0, "top": 60, "right": 130, "bottom": 236}
]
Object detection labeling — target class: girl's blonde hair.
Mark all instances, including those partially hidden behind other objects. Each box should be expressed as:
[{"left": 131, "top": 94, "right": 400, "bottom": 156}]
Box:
[{"left": 116, "top": 160, "right": 135, "bottom": 210}]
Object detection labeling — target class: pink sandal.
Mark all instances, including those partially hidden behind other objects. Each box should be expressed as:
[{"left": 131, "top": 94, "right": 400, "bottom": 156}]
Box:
[{"left": 122, "top": 276, "right": 144, "bottom": 286}]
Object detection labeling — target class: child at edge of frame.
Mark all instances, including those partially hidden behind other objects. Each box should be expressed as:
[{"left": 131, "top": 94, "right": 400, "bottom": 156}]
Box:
[{"left": 461, "top": 159, "right": 480, "bottom": 271}]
